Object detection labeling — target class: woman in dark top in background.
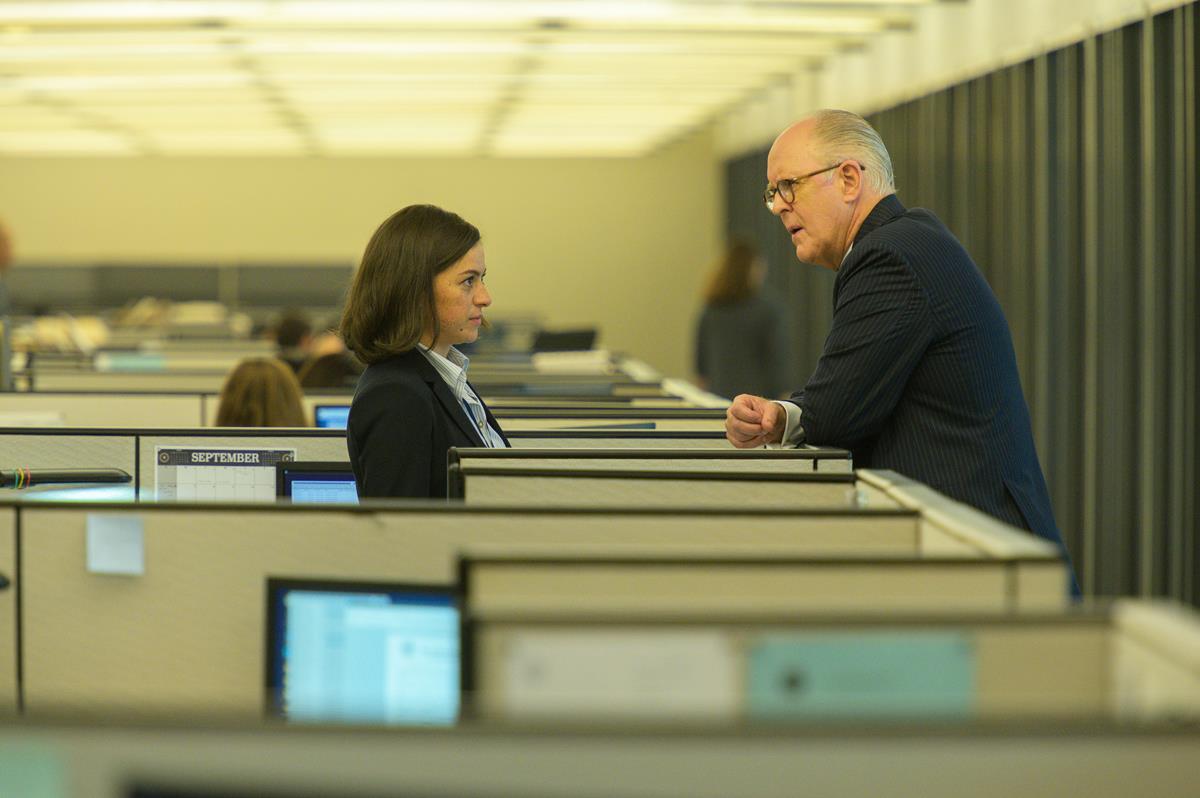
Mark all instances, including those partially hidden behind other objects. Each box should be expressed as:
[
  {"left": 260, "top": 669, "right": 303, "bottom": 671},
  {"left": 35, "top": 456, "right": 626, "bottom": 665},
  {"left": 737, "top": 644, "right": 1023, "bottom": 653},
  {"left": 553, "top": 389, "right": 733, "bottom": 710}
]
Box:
[
  {"left": 694, "top": 240, "right": 789, "bottom": 401},
  {"left": 340, "top": 205, "right": 508, "bottom": 499}
]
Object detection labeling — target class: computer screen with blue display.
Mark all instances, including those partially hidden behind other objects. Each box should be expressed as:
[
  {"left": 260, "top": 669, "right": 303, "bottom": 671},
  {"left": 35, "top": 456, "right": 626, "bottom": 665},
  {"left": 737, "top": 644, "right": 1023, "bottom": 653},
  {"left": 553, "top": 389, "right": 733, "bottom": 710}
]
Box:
[
  {"left": 266, "top": 578, "right": 460, "bottom": 726},
  {"left": 313, "top": 404, "right": 350, "bottom": 429},
  {"left": 276, "top": 462, "right": 358, "bottom": 504}
]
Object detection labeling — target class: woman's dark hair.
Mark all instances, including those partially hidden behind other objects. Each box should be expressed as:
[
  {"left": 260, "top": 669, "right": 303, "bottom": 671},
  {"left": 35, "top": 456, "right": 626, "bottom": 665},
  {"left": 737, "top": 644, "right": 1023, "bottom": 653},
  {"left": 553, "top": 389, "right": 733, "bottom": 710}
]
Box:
[
  {"left": 340, "top": 204, "right": 481, "bottom": 364},
  {"left": 215, "top": 357, "right": 308, "bottom": 427},
  {"left": 702, "top": 239, "right": 760, "bottom": 305}
]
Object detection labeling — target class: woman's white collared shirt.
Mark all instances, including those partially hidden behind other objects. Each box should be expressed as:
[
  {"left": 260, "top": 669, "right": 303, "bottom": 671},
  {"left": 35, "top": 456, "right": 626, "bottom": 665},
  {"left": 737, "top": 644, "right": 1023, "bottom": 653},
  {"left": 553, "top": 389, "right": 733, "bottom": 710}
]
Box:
[{"left": 417, "top": 345, "right": 508, "bottom": 449}]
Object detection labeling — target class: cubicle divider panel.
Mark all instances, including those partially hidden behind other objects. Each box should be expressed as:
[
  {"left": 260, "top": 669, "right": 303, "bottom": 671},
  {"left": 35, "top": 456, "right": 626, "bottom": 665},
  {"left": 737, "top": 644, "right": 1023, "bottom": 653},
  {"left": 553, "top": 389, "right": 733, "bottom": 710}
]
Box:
[
  {"left": 17, "top": 504, "right": 922, "bottom": 715},
  {"left": 0, "top": 393, "right": 204, "bottom": 428},
  {"left": 4, "top": 720, "right": 1200, "bottom": 798},
  {"left": 468, "top": 616, "right": 1112, "bottom": 722},
  {"left": 449, "top": 448, "right": 852, "bottom": 475},
  {"left": 31, "top": 372, "right": 228, "bottom": 393},
  {"left": 0, "top": 508, "right": 16, "bottom": 714},
  {"left": 135, "top": 431, "right": 349, "bottom": 500},
  {"left": 462, "top": 558, "right": 1012, "bottom": 617},
  {"left": 1014, "top": 562, "right": 1073, "bottom": 612},
  {"left": 1111, "top": 602, "right": 1200, "bottom": 720},
  {"left": 507, "top": 432, "right": 732, "bottom": 449},
  {"left": 459, "top": 472, "right": 865, "bottom": 508},
  {"left": 18, "top": 506, "right": 423, "bottom": 715},
  {"left": 0, "top": 432, "right": 136, "bottom": 477}
]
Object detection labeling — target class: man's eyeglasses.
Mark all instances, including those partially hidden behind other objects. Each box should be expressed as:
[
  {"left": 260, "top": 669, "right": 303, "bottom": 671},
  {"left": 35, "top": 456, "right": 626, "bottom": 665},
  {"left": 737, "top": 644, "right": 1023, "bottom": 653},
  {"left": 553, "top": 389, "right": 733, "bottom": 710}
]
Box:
[{"left": 763, "top": 161, "right": 864, "bottom": 211}]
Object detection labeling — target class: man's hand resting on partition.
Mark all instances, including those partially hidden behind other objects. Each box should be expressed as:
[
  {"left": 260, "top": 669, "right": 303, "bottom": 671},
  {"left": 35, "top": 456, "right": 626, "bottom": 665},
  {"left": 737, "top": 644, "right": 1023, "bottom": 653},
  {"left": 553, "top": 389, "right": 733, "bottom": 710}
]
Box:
[{"left": 725, "top": 394, "right": 786, "bottom": 448}]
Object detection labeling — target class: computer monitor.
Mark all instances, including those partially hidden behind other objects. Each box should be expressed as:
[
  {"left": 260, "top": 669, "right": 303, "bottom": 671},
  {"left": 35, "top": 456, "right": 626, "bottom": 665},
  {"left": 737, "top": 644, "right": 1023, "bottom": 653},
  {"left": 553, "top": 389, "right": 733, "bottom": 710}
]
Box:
[
  {"left": 265, "top": 578, "right": 461, "bottom": 726},
  {"left": 313, "top": 404, "right": 350, "bottom": 429},
  {"left": 275, "top": 461, "right": 358, "bottom": 504}
]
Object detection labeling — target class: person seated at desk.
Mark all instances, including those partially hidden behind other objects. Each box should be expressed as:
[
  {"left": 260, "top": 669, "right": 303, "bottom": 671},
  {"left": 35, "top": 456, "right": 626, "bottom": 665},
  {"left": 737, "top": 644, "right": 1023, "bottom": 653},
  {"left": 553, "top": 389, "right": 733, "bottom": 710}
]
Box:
[
  {"left": 215, "top": 357, "right": 308, "bottom": 427},
  {"left": 297, "top": 329, "right": 364, "bottom": 390},
  {"left": 340, "top": 204, "right": 509, "bottom": 499},
  {"left": 273, "top": 308, "right": 314, "bottom": 373}
]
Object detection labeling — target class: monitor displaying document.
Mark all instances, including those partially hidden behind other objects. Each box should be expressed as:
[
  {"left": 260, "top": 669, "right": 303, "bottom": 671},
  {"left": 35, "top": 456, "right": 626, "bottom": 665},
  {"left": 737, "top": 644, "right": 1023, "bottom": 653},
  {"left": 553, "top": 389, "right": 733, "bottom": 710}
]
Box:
[
  {"left": 313, "top": 404, "right": 350, "bottom": 429},
  {"left": 275, "top": 461, "right": 358, "bottom": 504},
  {"left": 265, "top": 578, "right": 460, "bottom": 726}
]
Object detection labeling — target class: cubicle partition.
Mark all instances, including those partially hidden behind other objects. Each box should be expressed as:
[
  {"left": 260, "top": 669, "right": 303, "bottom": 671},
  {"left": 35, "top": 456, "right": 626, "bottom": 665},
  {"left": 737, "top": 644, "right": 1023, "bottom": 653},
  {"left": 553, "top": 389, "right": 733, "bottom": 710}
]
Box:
[
  {"left": 451, "top": 467, "right": 857, "bottom": 507},
  {"left": 0, "top": 392, "right": 205, "bottom": 427},
  {"left": 0, "top": 390, "right": 709, "bottom": 429},
  {"left": 0, "top": 428, "right": 346, "bottom": 501},
  {"left": 10, "top": 481, "right": 1066, "bottom": 715},
  {"left": 506, "top": 430, "right": 734, "bottom": 448},
  {"left": 0, "top": 508, "right": 15, "bottom": 714},
  {"left": 449, "top": 446, "right": 853, "bottom": 474},
  {"left": 464, "top": 605, "right": 1200, "bottom": 724},
  {"left": 2, "top": 718, "right": 1199, "bottom": 798},
  {"left": 23, "top": 367, "right": 671, "bottom": 397},
  {"left": 488, "top": 408, "right": 727, "bottom": 431}
]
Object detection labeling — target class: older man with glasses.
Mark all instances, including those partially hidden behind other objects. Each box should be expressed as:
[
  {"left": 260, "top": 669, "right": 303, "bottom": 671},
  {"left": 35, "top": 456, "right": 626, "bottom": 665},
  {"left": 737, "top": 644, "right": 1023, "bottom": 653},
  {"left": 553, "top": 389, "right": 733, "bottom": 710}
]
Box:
[{"left": 726, "top": 109, "right": 1076, "bottom": 592}]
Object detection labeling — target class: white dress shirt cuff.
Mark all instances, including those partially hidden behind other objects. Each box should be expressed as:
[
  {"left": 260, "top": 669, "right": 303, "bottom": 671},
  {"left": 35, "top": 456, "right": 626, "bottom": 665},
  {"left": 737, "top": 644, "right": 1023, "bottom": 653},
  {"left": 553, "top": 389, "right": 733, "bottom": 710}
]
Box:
[{"left": 767, "top": 400, "right": 805, "bottom": 449}]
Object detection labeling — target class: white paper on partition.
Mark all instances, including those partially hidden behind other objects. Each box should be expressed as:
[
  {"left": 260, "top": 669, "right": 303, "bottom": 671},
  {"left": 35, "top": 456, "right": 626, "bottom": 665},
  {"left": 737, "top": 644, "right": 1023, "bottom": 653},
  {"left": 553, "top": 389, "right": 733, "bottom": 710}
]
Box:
[
  {"left": 501, "top": 629, "right": 737, "bottom": 719},
  {"left": 86, "top": 514, "right": 144, "bottom": 576}
]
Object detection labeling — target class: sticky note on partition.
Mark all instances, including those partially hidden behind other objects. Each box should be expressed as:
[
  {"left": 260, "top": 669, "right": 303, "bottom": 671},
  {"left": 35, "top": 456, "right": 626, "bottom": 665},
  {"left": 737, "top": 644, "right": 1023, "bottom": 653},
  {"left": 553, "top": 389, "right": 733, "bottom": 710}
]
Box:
[
  {"left": 86, "top": 514, "right": 145, "bottom": 576},
  {"left": 746, "top": 632, "right": 975, "bottom": 720}
]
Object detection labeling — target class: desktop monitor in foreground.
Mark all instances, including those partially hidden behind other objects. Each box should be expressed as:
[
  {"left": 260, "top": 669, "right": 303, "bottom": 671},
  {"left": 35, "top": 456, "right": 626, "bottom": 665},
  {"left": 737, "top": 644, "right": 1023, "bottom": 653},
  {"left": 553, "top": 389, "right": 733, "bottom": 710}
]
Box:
[
  {"left": 275, "top": 461, "right": 358, "bottom": 504},
  {"left": 266, "top": 578, "right": 460, "bottom": 726},
  {"left": 313, "top": 404, "right": 350, "bottom": 429}
]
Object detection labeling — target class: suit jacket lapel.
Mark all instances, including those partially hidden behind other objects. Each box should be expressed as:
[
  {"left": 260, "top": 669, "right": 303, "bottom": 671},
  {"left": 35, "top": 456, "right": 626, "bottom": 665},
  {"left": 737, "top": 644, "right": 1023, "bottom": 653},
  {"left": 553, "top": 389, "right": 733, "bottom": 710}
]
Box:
[{"left": 409, "top": 351, "right": 487, "bottom": 446}]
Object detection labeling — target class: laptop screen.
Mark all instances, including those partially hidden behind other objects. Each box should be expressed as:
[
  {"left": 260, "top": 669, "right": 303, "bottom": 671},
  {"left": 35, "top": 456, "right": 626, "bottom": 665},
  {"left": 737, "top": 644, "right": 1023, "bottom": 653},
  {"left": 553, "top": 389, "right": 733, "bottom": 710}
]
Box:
[
  {"left": 276, "top": 462, "right": 358, "bottom": 504},
  {"left": 313, "top": 405, "right": 350, "bottom": 429},
  {"left": 265, "top": 578, "right": 460, "bottom": 726}
]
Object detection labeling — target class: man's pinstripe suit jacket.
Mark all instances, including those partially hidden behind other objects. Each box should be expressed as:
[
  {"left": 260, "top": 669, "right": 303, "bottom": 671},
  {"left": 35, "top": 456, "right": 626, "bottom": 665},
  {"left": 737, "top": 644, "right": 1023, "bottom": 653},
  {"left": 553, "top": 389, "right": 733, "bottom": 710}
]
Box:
[{"left": 793, "top": 194, "right": 1069, "bottom": 562}]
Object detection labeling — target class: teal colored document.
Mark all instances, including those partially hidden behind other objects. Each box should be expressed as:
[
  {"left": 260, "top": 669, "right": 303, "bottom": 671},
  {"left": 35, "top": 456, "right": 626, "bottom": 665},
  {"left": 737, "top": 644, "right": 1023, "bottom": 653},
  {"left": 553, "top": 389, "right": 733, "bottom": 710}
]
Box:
[
  {"left": 746, "top": 631, "right": 975, "bottom": 720},
  {"left": 0, "top": 743, "right": 66, "bottom": 798}
]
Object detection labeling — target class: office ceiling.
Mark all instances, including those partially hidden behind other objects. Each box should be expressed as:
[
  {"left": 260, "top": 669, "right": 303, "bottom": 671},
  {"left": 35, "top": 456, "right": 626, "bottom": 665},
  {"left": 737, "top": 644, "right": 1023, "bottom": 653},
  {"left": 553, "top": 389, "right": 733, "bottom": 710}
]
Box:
[{"left": 0, "top": 0, "right": 951, "bottom": 157}]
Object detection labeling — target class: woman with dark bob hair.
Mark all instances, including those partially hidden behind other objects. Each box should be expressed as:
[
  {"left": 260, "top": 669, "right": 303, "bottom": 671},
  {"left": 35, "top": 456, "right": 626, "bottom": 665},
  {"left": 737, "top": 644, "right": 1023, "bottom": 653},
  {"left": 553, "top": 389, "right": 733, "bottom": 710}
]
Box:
[{"left": 340, "top": 204, "right": 508, "bottom": 498}]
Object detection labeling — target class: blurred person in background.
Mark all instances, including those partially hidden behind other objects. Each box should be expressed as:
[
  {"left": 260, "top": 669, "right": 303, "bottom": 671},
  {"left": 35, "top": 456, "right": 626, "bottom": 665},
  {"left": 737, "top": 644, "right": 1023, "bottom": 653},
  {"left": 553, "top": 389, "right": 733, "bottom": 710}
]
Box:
[
  {"left": 694, "top": 239, "right": 789, "bottom": 400},
  {"left": 215, "top": 357, "right": 308, "bottom": 427},
  {"left": 297, "top": 328, "right": 364, "bottom": 390},
  {"left": 274, "top": 308, "right": 313, "bottom": 373},
  {"left": 340, "top": 204, "right": 508, "bottom": 500}
]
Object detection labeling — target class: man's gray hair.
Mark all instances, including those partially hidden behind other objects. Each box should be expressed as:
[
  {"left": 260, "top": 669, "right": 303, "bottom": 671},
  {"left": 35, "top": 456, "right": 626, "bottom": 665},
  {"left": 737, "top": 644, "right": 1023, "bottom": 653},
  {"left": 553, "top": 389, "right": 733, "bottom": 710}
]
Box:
[{"left": 807, "top": 109, "right": 896, "bottom": 194}]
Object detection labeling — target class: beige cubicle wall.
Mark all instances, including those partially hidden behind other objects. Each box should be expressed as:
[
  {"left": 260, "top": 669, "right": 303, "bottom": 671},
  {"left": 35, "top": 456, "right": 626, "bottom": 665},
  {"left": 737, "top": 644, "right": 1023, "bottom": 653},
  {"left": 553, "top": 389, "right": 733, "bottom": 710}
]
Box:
[
  {"left": 461, "top": 556, "right": 1047, "bottom": 617},
  {"left": 2, "top": 719, "right": 1199, "bottom": 798},
  {"left": 0, "top": 431, "right": 137, "bottom": 479},
  {"left": 0, "top": 392, "right": 204, "bottom": 427},
  {"left": 14, "top": 499, "right": 1067, "bottom": 715},
  {"left": 26, "top": 369, "right": 669, "bottom": 396},
  {"left": 454, "top": 468, "right": 859, "bottom": 507},
  {"left": 0, "top": 508, "right": 15, "bottom": 715},
  {"left": 448, "top": 447, "right": 853, "bottom": 474},
  {"left": 0, "top": 428, "right": 346, "bottom": 501},
  {"left": 506, "top": 430, "right": 733, "bottom": 448},
  {"left": 466, "top": 605, "right": 1200, "bottom": 724},
  {"left": 28, "top": 370, "right": 230, "bottom": 393}
]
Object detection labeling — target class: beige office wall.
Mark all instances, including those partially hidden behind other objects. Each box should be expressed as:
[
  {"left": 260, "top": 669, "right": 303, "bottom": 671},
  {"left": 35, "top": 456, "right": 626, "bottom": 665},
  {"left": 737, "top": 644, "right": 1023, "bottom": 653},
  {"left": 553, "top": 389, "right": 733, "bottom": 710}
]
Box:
[{"left": 0, "top": 130, "right": 720, "bottom": 378}]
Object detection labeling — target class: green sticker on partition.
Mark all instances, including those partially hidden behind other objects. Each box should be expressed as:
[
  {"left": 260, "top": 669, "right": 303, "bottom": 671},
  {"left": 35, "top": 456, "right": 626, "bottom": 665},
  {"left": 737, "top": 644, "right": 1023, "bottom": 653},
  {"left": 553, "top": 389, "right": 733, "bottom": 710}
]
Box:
[
  {"left": 98, "top": 352, "right": 166, "bottom": 372},
  {"left": 747, "top": 632, "right": 975, "bottom": 720},
  {"left": 0, "top": 743, "right": 67, "bottom": 798}
]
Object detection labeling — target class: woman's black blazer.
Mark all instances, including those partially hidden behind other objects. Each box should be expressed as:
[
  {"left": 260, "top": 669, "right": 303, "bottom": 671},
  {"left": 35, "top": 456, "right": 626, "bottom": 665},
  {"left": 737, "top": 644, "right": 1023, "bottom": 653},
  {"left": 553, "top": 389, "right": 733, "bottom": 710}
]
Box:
[{"left": 346, "top": 349, "right": 509, "bottom": 499}]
